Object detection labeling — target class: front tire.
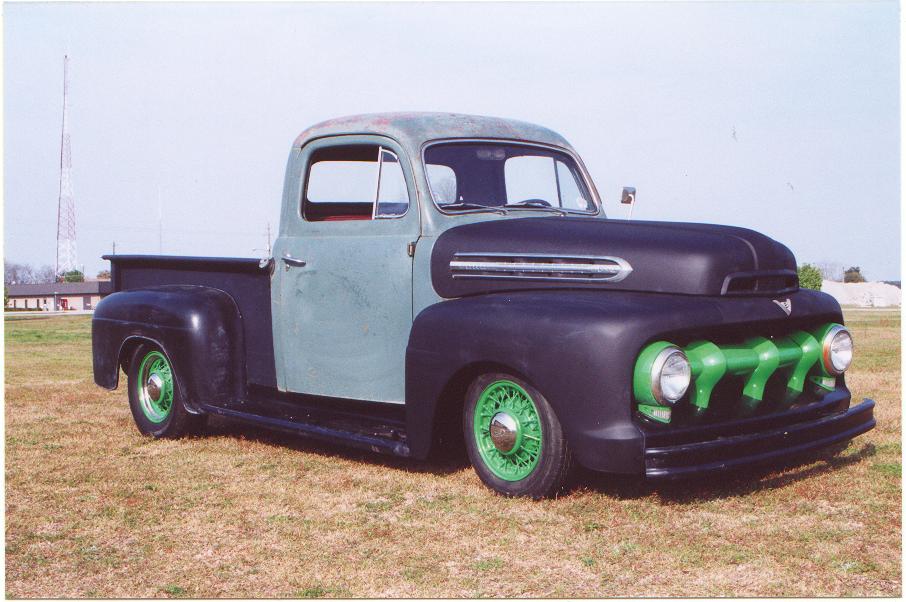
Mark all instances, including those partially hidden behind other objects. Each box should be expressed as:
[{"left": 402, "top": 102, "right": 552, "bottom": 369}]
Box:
[
  {"left": 127, "top": 343, "right": 205, "bottom": 438},
  {"left": 464, "top": 373, "right": 573, "bottom": 499}
]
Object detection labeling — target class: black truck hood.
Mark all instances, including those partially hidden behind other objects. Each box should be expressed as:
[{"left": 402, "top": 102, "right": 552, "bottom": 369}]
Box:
[{"left": 430, "top": 216, "right": 798, "bottom": 298}]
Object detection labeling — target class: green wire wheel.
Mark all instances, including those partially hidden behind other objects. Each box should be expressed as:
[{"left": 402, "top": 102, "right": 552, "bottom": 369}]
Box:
[
  {"left": 135, "top": 350, "right": 175, "bottom": 424},
  {"left": 472, "top": 379, "right": 544, "bottom": 481},
  {"left": 127, "top": 343, "right": 207, "bottom": 439}
]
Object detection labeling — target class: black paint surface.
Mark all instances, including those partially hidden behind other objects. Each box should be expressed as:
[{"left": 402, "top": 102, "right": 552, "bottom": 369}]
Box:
[{"left": 431, "top": 217, "right": 797, "bottom": 298}]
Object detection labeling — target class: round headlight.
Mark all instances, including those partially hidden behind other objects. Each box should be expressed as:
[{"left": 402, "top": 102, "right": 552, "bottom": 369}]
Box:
[
  {"left": 822, "top": 325, "right": 853, "bottom": 375},
  {"left": 651, "top": 347, "right": 691, "bottom": 405}
]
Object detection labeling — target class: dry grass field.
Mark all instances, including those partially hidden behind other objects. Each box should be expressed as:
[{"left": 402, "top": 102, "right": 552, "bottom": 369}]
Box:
[{"left": 4, "top": 310, "right": 901, "bottom": 597}]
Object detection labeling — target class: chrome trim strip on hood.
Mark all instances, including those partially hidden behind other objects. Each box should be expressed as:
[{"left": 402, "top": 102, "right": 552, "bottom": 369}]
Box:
[{"left": 450, "top": 252, "right": 633, "bottom": 282}]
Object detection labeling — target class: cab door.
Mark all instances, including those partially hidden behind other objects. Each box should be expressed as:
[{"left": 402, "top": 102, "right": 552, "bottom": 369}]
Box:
[{"left": 271, "top": 136, "right": 419, "bottom": 403}]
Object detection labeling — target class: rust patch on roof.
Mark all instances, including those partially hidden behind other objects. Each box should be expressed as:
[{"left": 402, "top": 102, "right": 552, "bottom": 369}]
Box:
[{"left": 292, "top": 112, "right": 573, "bottom": 153}]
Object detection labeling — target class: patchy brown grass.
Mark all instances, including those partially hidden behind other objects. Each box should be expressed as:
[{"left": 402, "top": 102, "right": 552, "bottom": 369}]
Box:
[{"left": 4, "top": 310, "right": 901, "bottom": 597}]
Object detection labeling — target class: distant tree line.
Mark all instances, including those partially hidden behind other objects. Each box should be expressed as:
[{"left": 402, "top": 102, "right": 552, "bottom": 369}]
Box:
[
  {"left": 4, "top": 261, "right": 58, "bottom": 285},
  {"left": 797, "top": 264, "right": 823, "bottom": 290},
  {"left": 809, "top": 261, "right": 871, "bottom": 283},
  {"left": 798, "top": 263, "right": 870, "bottom": 290},
  {"left": 843, "top": 266, "right": 865, "bottom": 283},
  {"left": 814, "top": 262, "right": 844, "bottom": 282},
  {"left": 4, "top": 261, "right": 111, "bottom": 286}
]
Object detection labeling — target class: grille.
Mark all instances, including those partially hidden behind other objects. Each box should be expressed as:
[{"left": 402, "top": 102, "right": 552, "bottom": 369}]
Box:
[{"left": 635, "top": 323, "right": 841, "bottom": 426}]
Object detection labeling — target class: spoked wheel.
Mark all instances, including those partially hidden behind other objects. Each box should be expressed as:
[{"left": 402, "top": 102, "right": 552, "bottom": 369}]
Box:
[
  {"left": 464, "top": 373, "right": 573, "bottom": 499},
  {"left": 127, "top": 343, "right": 206, "bottom": 438},
  {"left": 136, "top": 350, "right": 174, "bottom": 424},
  {"left": 473, "top": 380, "right": 543, "bottom": 481}
]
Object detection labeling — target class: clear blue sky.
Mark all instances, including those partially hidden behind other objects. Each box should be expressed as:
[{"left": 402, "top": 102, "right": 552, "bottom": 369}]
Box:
[{"left": 4, "top": 1, "right": 900, "bottom": 280}]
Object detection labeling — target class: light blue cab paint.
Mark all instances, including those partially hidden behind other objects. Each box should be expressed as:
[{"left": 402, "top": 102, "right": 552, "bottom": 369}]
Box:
[
  {"left": 272, "top": 134, "right": 420, "bottom": 403},
  {"left": 271, "top": 113, "right": 606, "bottom": 404}
]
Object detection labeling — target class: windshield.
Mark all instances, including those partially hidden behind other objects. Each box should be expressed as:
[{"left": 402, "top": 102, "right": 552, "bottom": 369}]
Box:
[{"left": 424, "top": 142, "right": 599, "bottom": 214}]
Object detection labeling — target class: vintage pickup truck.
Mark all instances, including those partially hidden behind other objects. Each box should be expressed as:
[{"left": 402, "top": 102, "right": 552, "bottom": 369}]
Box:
[{"left": 92, "top": 112, "right": 875, "bottom": 498}]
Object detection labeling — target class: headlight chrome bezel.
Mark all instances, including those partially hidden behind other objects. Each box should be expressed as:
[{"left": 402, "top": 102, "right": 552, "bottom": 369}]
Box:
[
  {"left": 649, "top": 346, "right": 692, "bottom": 406},
  {"left": 821, "top": 324, "right": 853, "bottom": 376}
]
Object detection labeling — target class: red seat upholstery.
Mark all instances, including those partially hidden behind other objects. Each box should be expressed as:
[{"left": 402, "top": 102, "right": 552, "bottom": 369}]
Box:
[{"left": 321, "top": 215, "right": 371, "bottom": 222}]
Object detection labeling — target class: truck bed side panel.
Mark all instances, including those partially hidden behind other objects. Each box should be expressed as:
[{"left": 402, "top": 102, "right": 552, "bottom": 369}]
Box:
[{"left": 107, "top": 255, "right": 276, "bottom": 388}]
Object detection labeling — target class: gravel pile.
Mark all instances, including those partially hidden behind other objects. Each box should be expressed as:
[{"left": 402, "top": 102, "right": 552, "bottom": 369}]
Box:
[{"left": 820, "top": 280, "right": 902, "bottom": 308}]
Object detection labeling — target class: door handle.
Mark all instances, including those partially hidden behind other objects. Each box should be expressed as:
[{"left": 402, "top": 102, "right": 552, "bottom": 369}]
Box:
[{"left": 282, "top": 255, "right": 307, "bottom": 269}]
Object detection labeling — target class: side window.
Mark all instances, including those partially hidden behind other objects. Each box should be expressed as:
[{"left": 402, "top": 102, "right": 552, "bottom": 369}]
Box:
[{"left": 303, "top": 144, "right": 409, "bottom": 222}]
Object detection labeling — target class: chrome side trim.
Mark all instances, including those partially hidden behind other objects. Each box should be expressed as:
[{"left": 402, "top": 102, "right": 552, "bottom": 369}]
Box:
[
  {"left": 451, "top": 260, "right": 621, "bottom": 275},
  {"left": 454, "top": 252, "right": 618, "bottom": 261},
  {"left": 450, "top": 252, "right": 632, "bottom": 282}
]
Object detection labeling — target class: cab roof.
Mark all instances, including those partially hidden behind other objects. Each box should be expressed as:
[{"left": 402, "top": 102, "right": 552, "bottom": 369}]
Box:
[{"left": 293, "top": 112, "right": 573, "bottom": 153}]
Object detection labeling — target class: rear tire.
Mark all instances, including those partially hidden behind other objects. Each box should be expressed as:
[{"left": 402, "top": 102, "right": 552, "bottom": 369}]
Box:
[
  {"left": 127, "top": 343, "right": 206, "bottom": 438},
  {"left": 464, "top": 373, "right": 574, "bottom": 499}
]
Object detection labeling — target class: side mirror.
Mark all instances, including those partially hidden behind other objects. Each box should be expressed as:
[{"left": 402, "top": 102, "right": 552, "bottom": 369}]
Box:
[
  {"left": 621, "top": 186, "right": 636, "bottom": 219},
  {"left": 621, "top": 186, "right": 636, "bottom": 205}
]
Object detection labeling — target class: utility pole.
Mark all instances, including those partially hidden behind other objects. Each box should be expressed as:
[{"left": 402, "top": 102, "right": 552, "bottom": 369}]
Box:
[
  {"left": 112, "top": 241, "right": 116, "bottom": 255},
  {"left": 253, "top": 223, "right": 273, "bottom": 259},
  {"left": 157, "top": 186, "right": 163, "bottom": 254}
]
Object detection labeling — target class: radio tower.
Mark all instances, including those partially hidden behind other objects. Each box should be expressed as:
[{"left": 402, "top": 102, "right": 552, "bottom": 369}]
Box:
[{"left": 55, "top": 55, "right": 78, "bottom": 279}]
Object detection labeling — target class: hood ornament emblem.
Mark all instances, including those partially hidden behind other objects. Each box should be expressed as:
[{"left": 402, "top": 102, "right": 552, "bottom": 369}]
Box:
[{"left": 773, "top": 298, "right": 792, "bottom": 316}]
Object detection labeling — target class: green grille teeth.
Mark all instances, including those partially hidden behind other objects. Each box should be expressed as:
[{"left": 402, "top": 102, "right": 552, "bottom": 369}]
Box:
[
  {"left": 734, "top": 337, "right": 780, "bottom": 411},
  {"left": 782, "top": 331, "right": 821, "bottom": 398},
  {"left": 685, "top": 341, "right": 726, "bottom": 412},
  {"left": 688, "top": 333, "right": 818, "bottom": 410},
  {"left": 635, "top": 324, "right": 838, "bottom": 423}
]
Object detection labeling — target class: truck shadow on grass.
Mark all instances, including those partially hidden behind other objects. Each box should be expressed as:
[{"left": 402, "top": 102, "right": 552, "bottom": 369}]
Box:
[
  {"left": 580, "top": 441, "right": 877, "bottom": 503},
  {"left": 203, "top": 415, "right": 471, "bottom": 476},
  {"left": 203, "top": 415, "right": 876, "bottom": 501}
]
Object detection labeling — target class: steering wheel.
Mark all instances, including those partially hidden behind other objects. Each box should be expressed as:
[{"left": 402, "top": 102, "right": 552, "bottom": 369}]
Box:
[{"left": 512, "top": 199, "right": 552, "bottom": 207}]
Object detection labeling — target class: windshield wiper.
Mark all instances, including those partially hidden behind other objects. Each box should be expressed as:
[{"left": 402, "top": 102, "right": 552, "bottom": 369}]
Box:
[
  {"left": 440, "top": 202, "right": 508, "bottom": 215},
  {"left": 503, "top": 202, "right": 568, "bottom": 216}
]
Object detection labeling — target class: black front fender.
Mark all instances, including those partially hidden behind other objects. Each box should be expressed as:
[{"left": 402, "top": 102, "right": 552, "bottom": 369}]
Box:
[
  {"left": 92, "top": 285, "right": 245, "bottom": 410},
  {"left": 405, "top": 288, "right": 844, "bottom": 473}
]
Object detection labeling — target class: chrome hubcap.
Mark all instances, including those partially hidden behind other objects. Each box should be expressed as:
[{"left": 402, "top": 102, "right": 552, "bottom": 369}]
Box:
[
  {"left": 146, "top": 373, "right": 164, "bottom": 402},
  {"left": 489, "top": 412, "right": 519, "bottom": 453}
]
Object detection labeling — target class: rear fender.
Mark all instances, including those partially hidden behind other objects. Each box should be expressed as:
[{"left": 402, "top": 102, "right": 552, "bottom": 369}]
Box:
[{"left": 92, "top": 285, "right": 246, "bottom": 411}]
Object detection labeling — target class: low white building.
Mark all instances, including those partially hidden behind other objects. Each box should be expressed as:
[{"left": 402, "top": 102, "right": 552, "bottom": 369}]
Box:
[
  {"left": 6, "top": 281, "right": 113, "bottom": 311},
  {"left": 820, "top": 280, "right": 901, "bottom": 308}
]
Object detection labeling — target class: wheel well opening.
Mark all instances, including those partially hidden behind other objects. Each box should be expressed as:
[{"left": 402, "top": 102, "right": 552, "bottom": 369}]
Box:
[
  {"left": 118, "top": 337, "right": 154, "bottom": 376},
  {"left": 429, "top": 361, "right": 523, "bottom": 462}
]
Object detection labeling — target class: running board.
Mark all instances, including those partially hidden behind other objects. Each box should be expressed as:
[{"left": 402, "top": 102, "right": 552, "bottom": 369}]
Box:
[{"left": 199, "top": 403, "right": 412, "bottom": 457}]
